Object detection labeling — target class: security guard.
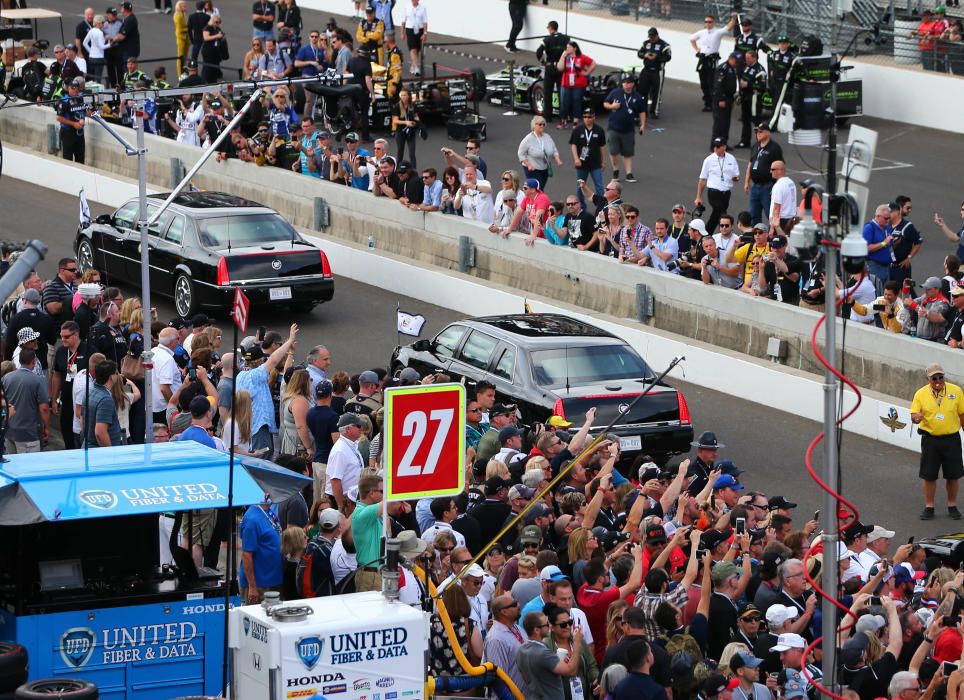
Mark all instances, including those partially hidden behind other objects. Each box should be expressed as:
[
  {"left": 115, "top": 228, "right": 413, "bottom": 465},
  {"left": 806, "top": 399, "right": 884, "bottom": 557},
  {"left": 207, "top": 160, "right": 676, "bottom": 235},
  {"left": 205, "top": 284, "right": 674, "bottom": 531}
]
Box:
[
  {"left": 712, "top": 52, "right": 739, "bottom": 147},
  {"left": 42, "top": 62, "right": 65, "bottom": 101},
  {"left": 636, "top": 27, "right": 671, "bottom": 119},
  {"left": 536, "top": 20, "right": 568, "bottom": 122},
  {"left": 122, "top": 56, "right": 148, "bottom": 91},
  {"left": 734, "top": 17, "right": 759, "bottom": 65},
  {"left": 736, "top": 50, "right": 766, "bottom": 148},
  {"left": 767, "top": 35, "right": 796, "bottom": 95},
  {"left": 384, "top": 32, "right": 403, "bottom": 99},
  {"left": 910, "top": 364, "right": 964, "bottom": 520},
  {"left": 56, "top": 79, "right": 87, "bottom": 163},
  {"left": 151, "top": 66, "right": 172, "bottom": 89},
  {"left": 356, "top": 4, "right": 385, "bottom": 64}
]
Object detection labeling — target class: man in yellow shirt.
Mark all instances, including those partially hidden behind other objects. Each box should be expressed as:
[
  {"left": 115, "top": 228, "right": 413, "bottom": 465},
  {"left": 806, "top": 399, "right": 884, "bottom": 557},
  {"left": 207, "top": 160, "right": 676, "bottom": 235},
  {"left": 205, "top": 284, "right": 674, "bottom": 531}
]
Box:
[
  {"left": 910, "top": 363, "right": 964, "bottom": 521},
  {"left": 726, "top": 223, "right": 769, "bottom": 290}
]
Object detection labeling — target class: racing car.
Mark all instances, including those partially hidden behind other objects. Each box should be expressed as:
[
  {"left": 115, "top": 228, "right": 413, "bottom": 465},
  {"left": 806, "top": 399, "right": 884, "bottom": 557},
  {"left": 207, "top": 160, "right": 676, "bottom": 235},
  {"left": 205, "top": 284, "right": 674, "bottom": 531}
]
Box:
[{"left": 485, "top": 63, "right": 618, "bottom": 115}]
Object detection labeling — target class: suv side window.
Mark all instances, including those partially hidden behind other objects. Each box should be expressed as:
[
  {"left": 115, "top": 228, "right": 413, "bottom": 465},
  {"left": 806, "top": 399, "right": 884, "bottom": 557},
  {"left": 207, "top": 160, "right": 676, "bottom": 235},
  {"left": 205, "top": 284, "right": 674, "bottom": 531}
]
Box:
[
  {"left": 493, "top": 347, "right": 515, "bottom": 381},
  {"left": 113, "top": 202, "right": 138, "bottom": 230},
  {"left": 434, "top": 325, "right": 466, "bottom": 359},
  {"left": 459, "top": 331, "right": 498, "bottom": 370}
]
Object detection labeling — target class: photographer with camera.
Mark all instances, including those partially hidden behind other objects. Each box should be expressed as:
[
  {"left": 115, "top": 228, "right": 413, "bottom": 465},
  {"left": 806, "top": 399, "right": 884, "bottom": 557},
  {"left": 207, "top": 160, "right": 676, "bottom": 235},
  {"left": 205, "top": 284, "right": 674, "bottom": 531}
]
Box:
[
  {"left": 701, "top": 235, "right": 742, "bottom": 289},
  {"left": 759, "top": 235, "right": 802, "bottom": 304},
  {"left": 677, "top": 218, "right": 709, "bottom": 280},
  {"left": 852, "top": 281, "right": 909, "bottom": 334},
  {"left": 904, "top": 276, "right": 951, "bottom": 341},
  {"left": 727, "top": 223, "right": 769, "bottom": 290}
]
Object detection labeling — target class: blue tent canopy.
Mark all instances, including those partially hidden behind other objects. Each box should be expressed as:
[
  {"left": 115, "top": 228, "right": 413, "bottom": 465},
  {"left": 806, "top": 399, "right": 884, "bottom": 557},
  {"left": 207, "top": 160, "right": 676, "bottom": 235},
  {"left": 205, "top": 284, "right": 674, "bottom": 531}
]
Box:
[{"left": 0, "top": 442, "right": 310, "bottom": 525}]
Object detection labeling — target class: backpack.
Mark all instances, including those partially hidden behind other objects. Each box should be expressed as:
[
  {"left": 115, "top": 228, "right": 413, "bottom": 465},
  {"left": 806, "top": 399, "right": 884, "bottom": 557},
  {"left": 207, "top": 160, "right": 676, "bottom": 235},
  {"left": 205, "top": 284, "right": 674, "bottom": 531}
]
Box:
[
  {"left": 662, "top": 630, "right": 712, "bottom": 693},
  {"left": 297, "top": 536, "right": 334, "bottom": 598},
  {"left": 21, "top": 61, "right": 44, "bottom": 99}
]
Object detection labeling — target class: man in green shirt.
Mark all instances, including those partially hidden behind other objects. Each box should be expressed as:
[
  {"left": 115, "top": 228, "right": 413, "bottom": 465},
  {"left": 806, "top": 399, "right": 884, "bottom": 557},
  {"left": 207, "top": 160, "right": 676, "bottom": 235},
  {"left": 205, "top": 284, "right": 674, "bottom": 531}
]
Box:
[
  {"left": 476, "top": 403, "right": 519, "bottom": 463},
  {"left": 351, "top": 472, "right": 387, "bottom": 592}
]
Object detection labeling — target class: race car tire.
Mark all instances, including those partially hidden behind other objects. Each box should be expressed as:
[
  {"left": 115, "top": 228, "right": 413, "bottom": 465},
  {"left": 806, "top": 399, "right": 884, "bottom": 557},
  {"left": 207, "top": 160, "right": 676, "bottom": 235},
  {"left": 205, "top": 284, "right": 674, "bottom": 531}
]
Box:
[
  {"left": 466, "top": 67, "right": 487, "bottom": 101},
  {"left": 0, "top": 643, "right": 27, "bottom": 692},
  {"left": 15, "top": 679, "right": 98, "bottom": 699},
  {"left": 528, "top": 81, "right": 545, "bottom": 114}
]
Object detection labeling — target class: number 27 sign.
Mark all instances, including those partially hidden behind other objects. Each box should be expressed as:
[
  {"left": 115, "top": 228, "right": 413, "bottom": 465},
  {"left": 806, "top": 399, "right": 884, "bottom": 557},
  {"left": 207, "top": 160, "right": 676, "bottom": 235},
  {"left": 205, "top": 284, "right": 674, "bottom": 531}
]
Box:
[{"left": 384, "top": 383, "right": 466, "bottom": 501}]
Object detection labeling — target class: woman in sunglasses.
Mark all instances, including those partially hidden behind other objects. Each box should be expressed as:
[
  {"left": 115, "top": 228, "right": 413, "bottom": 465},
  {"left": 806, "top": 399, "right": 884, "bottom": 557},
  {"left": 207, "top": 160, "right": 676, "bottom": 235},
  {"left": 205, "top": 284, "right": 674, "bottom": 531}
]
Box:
[{"left": 543, "top": 602, "right": 599, "bottom": 700}]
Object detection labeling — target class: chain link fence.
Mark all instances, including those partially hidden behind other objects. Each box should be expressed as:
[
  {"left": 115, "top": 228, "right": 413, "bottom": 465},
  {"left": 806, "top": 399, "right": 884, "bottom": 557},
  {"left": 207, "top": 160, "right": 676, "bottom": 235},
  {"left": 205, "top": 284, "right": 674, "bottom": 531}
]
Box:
[{"left": 550, "top": 0, "right": 964, "bottom": 73}]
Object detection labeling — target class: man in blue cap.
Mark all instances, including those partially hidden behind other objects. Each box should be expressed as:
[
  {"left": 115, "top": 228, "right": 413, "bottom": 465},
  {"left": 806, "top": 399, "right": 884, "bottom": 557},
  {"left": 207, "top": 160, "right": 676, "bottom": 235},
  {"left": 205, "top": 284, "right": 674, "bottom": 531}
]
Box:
[
  {"left": 730, "top": 651, "right": 773, "bottom": 700},
  {"left": 714, "top": 473, "right": 744, "bottom": 509}
]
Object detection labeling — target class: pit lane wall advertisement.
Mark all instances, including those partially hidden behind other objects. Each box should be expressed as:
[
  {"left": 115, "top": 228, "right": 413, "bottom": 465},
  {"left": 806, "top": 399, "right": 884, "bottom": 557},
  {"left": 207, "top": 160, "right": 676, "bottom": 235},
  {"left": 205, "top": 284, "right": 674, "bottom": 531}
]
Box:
[{"left": 0, "top": 597, "right": 237, "bottom": 699}]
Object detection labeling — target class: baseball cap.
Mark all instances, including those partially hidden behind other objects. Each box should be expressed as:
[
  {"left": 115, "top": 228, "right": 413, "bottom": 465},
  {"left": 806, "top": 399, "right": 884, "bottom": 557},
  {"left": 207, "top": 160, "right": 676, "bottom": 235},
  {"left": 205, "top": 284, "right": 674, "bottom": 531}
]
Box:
[
  {"left": 648, "top": 26, "right": 658, "bottom": 36},
  {"left": 717, "top": 459, "right": 743, "bottom": 477},
  {"left": 671, "top": 203, "right": 685, "bottom": 213},
  {"left": 547, "top": 415, "right": 572, "bottom": 428},
  {"left": 509, "top": 485, "right": 535, "bottom": 501},
  {"left": 524, "top": 504, "right": 551, "bottom": 523},
  {"left": 771, "top": 632, "right": 807, "bottom": 652},
  {"left": 398, "top": 367, "right": 421, "bottom": 384},
  {"left": 766, "top": 604, "right": 799, "bottom": 628},
  {"left": 689, "top": 219, "right": 708, "bottom": 236},
  {"left": 524, "top": 178, "right": 541, "bottom": 190},
  {"left": 713, "top": 474, "right": 743, "bottom": 491},
  {"left": 712, "top": 137, "right": 727, "bottom": 147},
  {"left": 582, "top": 107, "right": 595, "bottom": 116},
  {"left": 839, "top": 634, "right": 869, "bottom": 667},
  {"left": 620, "top": 72, "right": 635, "bottom": 82},
  {"left": 739, "top": 602, "right": 761, "bottom": 619},
  {"left": 760, "top": 551, "right": 786, "bottom": 577},
  {"left": 927, "top": 363, "right": 946, "bottom": 377},
  {"left": 22, "top": 288, "right": 41, "bottom": 305},
  {"left": 702, "top": 529, "right": 730, "bottom": 551},
  {"left": 365, "top": 3, "right": 375, "bottom": 10},
  {"left": 358, "top": 370, "right": 379, "bottom": 384},
  {"left": 540, "top": 565, "right": 568, "bottom": 582},
  {"left": 703, "top": 675, "right": 740, "bottom": 698},
  {"left": 243, "top": 346, "right": 266, "bottom": 363},
  {"left": 345, "top": 131, "right": 360, "bottom": 142},
  {"left": 771, "top": 234, "right": 789, "bottom": 248},
  {"left": 777, "top": 34, "right": 790, "bottom": 42},
  {"left": 318, "top": 508, "right": 340, "bottom": 531},
  {"left": 69, "top": 78, "right": 83, "bottom": 89},
  {"left": 741, "top": 17, "right": 753, "bottom": 24},
  {"left": 169, "top": 317, "right": 191, "bottom": 330},
  {"left": 121, "top": 1, "right": 133, "bottom": 10},
  {"left": 730, "top": 651, "right": 763, "bottom": 672},
  {"left": 755, "top": 121, "right": 771, "bottom": 130},
  {"left": 346, "top": 486, "right": 359, "bottom": 503},
  {"left": 397, "top": 160, "right": 412, "bottom": 174},
  {"left": 337, "top": 413, "right": 363, "bottom": 428},
  {"left": 855, "top": 614, "right": 886, "bottom": 635},
  {"left": 895, "top": 563, "right": 926, "bottom": 584},
  {"left": 106, "top": 6, "right": 118, "bottom": 13},
  {"left": 842, "top": 520, "right": 874, "bottom": 542},
  {"left": 783, "top": 669, "right": 808, "bottom": 699},
  {"left": 768, "top": 496, "right": 797, "bottom": 510},
  {"left": 645, "top": 523, "right": 668, "bottom": 544},
  {"left": 519, "top": 524, "right": 542, "bottom": 544},
  {"left": 464, "top": 563, "right": 486, "bottom": 579},
  {"left": 78, "top": 283, "right": 103, "bottom": 299},
  {"left": 729, "top": 51, "right": 741, "bottom": 60},
  {"left": 498, "top": 426, "right": 525, "bottom": 443},
  {"left": 315, "top": 379, "right": 334, "bottom": 398},
  {"left": 491, "top": 403, "right": 517, "bottom": 417},
  {"left": 16, "top": 327, "right": 40, "bottom": 345},
  {"left": 711, "top": 561, "right": 740, "bottom": 585},
  {"left": 924, "top": 276, "right": 943, "bottom": 289},
  {"left": 867, "top": 525, "right": 895, "bottom": 543},
  {"left": 191, "top": 313, "right": 212, "bottom": 327},
  {"left": 186, "top": 58, "right": 198, "bottom": 69},
  {"left": 188, "top": 394, "right": 212, "bottom": 418}
]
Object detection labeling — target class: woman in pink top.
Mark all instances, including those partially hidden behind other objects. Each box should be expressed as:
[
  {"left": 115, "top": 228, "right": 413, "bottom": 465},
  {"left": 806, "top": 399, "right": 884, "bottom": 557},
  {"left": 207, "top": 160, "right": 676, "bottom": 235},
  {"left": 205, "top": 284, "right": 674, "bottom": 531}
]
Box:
[{"left": 556, "top": 41, "right": 597, "bottom": 128}]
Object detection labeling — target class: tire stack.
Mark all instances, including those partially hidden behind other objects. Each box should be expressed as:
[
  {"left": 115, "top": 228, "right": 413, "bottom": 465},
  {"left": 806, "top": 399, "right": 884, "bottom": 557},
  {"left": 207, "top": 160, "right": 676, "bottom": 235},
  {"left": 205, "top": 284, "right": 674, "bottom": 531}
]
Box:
[{"left": 14, "top": 679, "right": 98, "bottom": 699}]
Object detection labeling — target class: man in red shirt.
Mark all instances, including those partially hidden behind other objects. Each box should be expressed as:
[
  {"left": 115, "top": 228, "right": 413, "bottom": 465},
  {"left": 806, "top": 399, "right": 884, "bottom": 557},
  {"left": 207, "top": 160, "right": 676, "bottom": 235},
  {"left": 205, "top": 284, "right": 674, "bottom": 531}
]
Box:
[
  {"left": 576, "top": 544, "right": 643, "bottom": 665},
  {"left": 504, "top": 178, "right": 552, "bottom": 245}
]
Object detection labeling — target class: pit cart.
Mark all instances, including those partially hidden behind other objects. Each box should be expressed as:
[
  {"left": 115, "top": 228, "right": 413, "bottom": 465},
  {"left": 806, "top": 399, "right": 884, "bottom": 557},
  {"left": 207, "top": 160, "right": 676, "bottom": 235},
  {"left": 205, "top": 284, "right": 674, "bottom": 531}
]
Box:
[{"left": 0, "top": 441, "right": 309, "bottom": 699}]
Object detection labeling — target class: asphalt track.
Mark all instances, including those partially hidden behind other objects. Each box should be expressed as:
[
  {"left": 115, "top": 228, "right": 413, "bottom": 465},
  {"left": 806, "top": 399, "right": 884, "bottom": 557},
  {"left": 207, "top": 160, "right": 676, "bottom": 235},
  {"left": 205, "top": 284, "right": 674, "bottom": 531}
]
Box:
[
  {"left": 0, "top": 175, "right": 940, "bottom": 545},
  {"left": 15, "top": 0, "right": 964, "bottom": 279}
]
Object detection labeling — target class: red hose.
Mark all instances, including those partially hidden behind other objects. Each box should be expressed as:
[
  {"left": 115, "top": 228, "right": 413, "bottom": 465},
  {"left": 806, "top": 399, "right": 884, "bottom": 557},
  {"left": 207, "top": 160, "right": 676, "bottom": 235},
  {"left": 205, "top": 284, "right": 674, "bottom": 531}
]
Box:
[{"left": 797, "top": 260, "right": 868, "bottom": 700}]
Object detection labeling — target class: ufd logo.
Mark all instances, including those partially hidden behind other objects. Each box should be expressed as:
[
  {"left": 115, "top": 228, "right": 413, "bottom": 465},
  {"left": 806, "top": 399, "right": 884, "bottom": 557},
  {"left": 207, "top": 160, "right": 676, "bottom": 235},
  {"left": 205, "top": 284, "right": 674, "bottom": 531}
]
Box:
[
  {"left": 78, "top": 489, "right": 118, "bottom": 510},
  {"left": 60, "top": 627, "right": 96, "bottom": 669},
  {"left": 296, "top": 636, "right": 323, "bottom": 670}
]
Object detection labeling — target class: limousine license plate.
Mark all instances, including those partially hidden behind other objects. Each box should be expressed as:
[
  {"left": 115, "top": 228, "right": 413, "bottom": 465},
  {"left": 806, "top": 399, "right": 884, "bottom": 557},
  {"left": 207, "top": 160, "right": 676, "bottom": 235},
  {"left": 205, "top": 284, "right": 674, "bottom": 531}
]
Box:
[
  {"left": 269, "top": 286, "right": 292, "bottom": 301},
  {"left": 618, "top": 435, "right": 642, "bottom": 451}
]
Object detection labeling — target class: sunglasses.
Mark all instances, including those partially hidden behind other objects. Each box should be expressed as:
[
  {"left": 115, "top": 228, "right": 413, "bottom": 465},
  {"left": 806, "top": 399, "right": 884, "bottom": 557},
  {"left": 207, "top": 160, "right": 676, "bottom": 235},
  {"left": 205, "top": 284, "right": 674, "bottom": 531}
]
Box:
[
  {"left": 502, "top": 176, "right": 512, "bottom": 181},
  {"left": 65, "top": 267, "right": 78, "bottom": 273},
  {"left": 554, "top": 620, "right": 573, "bottom": 628},
  {"left": 743, "top": 615, "right": 762, "bottom": 622},
  {"left": 931, "top": 374, "right": 945, "bottom": 381},
  {"left": 626, "top": 214, "right": 638, "bottom": 220}
]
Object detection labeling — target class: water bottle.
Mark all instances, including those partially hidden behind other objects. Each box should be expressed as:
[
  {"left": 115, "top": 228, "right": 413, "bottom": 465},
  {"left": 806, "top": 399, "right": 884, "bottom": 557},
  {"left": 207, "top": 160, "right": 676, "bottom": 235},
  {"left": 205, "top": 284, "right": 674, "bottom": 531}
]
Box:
[{"left": 367, "top": 235, "right": 375, "bottom": 249}]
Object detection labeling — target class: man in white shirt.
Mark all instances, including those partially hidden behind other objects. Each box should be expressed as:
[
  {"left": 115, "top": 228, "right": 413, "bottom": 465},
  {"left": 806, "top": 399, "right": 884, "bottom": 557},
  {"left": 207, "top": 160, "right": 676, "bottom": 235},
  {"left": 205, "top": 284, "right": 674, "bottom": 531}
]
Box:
[
  {"left": 455, "top": 164, "right": 495, "bottom": 224},
  {"left": 689, "top": 12, "right": 736, "bottom": 111},
  {"left": 152, "top": 327, "right": 182, "bottom": 424},
  {"left": 461, "top": 564, "right": 490, "bottom": 629},
  {"left": 841, "top": 520, "right": 874, "bottom": 583},
  {"left": 857, "top": 525, "right": 894, "bottom": 574},
  {"left": 695, "top": 137, "right": 741, "bottom": 234},
  {"left": 325, "top": 413, "right": 365, "bottom": 510},
  {"left": 401, "top": 0, "right": 428, "bottom": 75},
  {"left": 768, "top": 162, "right": 797, "bottom": 236},
  {"left": 421, "top": 496, "right": 467, "bottom": 549}
]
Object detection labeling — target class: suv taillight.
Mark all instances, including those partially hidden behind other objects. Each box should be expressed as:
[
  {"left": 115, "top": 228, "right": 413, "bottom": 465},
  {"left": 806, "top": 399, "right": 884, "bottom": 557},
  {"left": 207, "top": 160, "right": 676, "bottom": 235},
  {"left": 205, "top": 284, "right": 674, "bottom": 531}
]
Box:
[
  {"left": 552, "top": 399, "right": 565, "bottom": 420},
  {"left": 678, "top": 391, "right": 691, "bottom": 425},
  {"left": 216, "top": 257, "right": 229, "bottom": 286},
  {"left": 320, "top": 251, "right": 332, "bottom": 278}
]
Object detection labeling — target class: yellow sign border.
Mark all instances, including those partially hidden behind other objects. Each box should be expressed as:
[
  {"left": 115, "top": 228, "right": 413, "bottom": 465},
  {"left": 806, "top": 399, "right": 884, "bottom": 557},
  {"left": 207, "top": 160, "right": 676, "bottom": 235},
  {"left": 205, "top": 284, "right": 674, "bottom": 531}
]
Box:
[{"left": 383, "top": 382, "right": 466, "bottom": 502}]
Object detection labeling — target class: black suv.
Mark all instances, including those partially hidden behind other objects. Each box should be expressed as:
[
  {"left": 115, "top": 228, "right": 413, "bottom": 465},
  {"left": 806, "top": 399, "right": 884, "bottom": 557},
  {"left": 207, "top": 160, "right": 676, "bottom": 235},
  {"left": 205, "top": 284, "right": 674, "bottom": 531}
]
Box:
[{"left": 390, "top": 314, "right": 694, "bottom": 462}]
